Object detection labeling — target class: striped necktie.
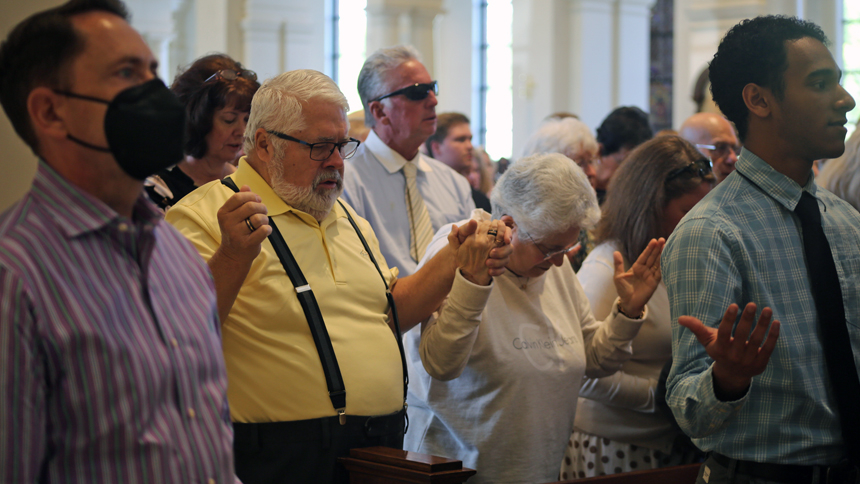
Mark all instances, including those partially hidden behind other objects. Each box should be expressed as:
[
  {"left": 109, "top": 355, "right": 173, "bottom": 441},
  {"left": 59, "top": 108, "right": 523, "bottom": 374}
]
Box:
[{"left": 403, "top": 161, "right": 433, "bottom": 262}]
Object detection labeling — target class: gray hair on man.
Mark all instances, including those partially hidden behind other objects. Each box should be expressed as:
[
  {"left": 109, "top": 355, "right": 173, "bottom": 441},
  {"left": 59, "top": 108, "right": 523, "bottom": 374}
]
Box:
[
  {"left": 357, "top": 45, "right": 421, "bottom": 127},
  {"left": 491, "top": 152, "right": 600, "bottom": 241},
  {"left": 243, "top": 69, "right": 349, "bottom": 158},
  {"left": 520, "top": 117, "right": 598, "bottom": 160}
]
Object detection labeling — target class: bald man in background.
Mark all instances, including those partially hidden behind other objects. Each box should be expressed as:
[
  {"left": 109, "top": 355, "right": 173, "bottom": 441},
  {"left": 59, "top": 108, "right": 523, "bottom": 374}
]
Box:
[{"left": 679, "top": 113, "right": 741, "bottom": 184}]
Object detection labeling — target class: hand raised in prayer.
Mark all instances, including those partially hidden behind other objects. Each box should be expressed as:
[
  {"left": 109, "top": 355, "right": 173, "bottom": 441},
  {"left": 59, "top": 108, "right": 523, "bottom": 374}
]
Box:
[
  {"left": 452, "top": 220, "right": 507, "bottom": 286},
  {"left": 216, "top": 185, "right": 271, "bottom": 264},
  {"left": 448, "top": 219, "right": 513, "bottom": 279},
  {"left": 612, "top": 238, "right": 665, "bottom": 318},
  {"left": 679, "top": 302, "right": 780, "bottom": 401}
]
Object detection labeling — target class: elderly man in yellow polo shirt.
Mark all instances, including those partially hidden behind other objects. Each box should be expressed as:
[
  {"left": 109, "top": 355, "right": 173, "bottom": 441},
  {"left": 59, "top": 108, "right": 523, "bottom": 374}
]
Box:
[{"left": 166, "top": 69, "right": 512, "bottom": 484}]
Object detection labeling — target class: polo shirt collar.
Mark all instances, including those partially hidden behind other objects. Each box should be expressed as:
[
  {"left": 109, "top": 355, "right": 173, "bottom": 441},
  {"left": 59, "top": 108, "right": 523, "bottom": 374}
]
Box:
[
  {"left": 229, "top": 157, "right": 346, "bottom": 226},
  {"left": 33, "top": 159, "right": 161, "bottom": 239},
  {"left": 735, "top": 148, "right": 818, "bottom": 212},
  {"left": 364, "top": 129, "right": 433, "bottom": 174}
]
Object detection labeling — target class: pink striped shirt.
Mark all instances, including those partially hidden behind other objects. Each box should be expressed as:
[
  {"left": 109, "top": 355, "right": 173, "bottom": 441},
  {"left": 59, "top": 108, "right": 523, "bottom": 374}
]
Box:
[{"left": 0, "top": 161, "right": 234, "bottom": 483}]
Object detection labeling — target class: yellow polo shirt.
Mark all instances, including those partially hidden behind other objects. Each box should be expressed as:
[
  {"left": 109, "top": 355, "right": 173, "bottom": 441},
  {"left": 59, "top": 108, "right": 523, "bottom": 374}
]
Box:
[{"left": 166, "top": 159, "right": 403, "bottom": 423}]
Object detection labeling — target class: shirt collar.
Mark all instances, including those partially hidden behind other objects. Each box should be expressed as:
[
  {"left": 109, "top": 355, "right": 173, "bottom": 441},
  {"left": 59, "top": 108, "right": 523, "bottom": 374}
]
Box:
[
  {"left": 364, "top": 129, "right": 433, "bottom": 174},
  {"left": 735, "top": 148, "right": 818, "bottom": 211},
  {"left": 33, "top": 159, "right": 162, "bottom": 239},
  {"left": 229, "top": 157, "right": 346, "bottom": 226}
]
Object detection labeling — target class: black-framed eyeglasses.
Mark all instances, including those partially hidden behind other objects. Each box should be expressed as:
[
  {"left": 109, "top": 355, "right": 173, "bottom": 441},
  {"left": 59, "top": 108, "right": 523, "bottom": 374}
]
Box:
[
  {"left": 666, "top": 158, "right": 713, "bottom": 182},
  {"left": 266, "top": 130, "right": 361, "bottom": 161},
  {"left": 520, "top": 227, "right": 579, "bottom": 262},
  {"left": 696, "top": 142, "right": 741, "bottom": 160},
  {"left": 204, "top": 69, "right": 258, "bottom": 83},
  {"left": 369, "top": 81, "right": 438, "bottom": 102}
]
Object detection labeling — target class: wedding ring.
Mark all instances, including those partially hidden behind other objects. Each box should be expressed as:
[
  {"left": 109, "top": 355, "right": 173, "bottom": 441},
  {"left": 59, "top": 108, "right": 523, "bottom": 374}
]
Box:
[
  {"left": 245, "top": 217, "right": 256, "bottom": 233},
  {"left": 487, "top": 229, "right": 498, "bottom": 237}
]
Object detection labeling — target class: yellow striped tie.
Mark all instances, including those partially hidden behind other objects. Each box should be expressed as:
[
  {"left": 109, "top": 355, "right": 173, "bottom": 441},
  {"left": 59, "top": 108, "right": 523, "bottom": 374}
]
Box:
[{"left": 403, "top": 161, "right": 433, "bottom": 262}]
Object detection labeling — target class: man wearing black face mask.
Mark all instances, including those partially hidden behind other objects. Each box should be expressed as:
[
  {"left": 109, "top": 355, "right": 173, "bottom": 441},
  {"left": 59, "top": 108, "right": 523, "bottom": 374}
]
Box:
[{"left": 0, "top": 1, "right": 236, "bottom": 482}]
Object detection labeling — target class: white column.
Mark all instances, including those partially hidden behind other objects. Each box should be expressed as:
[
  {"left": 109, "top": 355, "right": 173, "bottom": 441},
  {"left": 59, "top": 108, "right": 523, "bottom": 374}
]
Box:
[
  {"left": 194, "top": 0, "right": 228, "bottom": 56},
  {"left": 616, "top": 0, "right": 655, "bottom": 109},
  {"left": 567, "top": 0, "right": 614, "bottom": 129},
  {"left": 435, "top": 0, "right": 473, "bottom": 117},
  {"left": 364, "top": 0, "right": 443, "bottom": 73},
  {"left": 125, "top": 0, "right": 179, "bottom": 80}
]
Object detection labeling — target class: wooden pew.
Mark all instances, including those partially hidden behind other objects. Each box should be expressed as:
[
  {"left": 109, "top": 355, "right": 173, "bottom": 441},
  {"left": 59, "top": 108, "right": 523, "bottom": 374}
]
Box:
[
  {"left": 551, "top": 463, "right": 701, "bottom": 484},
  {"left": 339, "top": 446, "right": 476, "bottom": 483}
]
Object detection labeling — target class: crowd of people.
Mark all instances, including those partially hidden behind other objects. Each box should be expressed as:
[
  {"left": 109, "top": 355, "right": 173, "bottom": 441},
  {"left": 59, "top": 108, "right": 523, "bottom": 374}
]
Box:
[{"left": 1, "top": 1, "right": 859, "bottom": 484}]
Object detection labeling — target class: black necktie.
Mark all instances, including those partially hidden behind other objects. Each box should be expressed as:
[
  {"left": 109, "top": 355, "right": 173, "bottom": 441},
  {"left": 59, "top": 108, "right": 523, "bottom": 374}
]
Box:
[{"left": 794, "top": 191, "right": 860, "bottom": 466}]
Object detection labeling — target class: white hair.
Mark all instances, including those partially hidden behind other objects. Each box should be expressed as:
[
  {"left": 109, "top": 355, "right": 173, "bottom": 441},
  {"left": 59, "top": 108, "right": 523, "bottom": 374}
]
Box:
[
  {"left": 491, "top": 152, "right": 600, "bottom": 240},
  {"left": 520, "top": 117, "right": 598, "bottom": 160},
  {"left": 357, "top": 45, "right": 421, "bottom": 127},
  {"left": 243, "top": 69, "right": 349, "bottom": 156},
  {"left": 818, "top": 126, "right": 860, "bottom": 211}
]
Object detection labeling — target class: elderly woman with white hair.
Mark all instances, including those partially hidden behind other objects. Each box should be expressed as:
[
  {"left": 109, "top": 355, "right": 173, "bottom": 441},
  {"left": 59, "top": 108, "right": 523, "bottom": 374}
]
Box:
[
  {"left": 521, "top": 115, "right": 601, "bottom": 271},
  {"left": 403, "top": 153, "right": 665, "bottom": 484}
]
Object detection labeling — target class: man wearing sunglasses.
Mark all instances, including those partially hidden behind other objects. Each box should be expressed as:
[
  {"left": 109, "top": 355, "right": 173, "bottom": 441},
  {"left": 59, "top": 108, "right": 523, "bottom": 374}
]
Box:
[
  {"left": 343, "top": 45, "right": 476, "bottom": 287},
  {"left": 679, "top": 112, "right": 741, "bottom": 184}
]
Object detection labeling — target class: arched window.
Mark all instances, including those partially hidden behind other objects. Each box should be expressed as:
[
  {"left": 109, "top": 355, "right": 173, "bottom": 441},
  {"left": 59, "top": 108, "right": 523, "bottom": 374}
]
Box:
[{"left": 331, "top": 0, "right": 367, "bottom": 115}]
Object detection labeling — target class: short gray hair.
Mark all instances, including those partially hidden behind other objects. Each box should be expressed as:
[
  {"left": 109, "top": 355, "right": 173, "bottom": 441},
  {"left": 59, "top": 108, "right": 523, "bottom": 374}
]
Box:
[
  {"left": 357, "top": 45, "right": 421, "bottom": 127},
  {"left": 243, "top": 69, "right": 349, "bottom": 156},
  {"left": 818, "top": 126, "right": 860, "bottom": 211},
  {"left": 521, "top": 117, "right": 598, "bottom": 160},
  {"left": 491, "top": 152, "right": 600, "bottom": 240}
]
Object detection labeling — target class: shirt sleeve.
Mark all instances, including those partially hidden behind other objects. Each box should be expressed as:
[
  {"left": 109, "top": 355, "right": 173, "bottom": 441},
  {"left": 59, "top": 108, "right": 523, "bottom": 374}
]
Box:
[
  {"left": 662, "top": 215, "right": 747, "bottom": 438},
  {"left": 0, "top": 267, "right": 46, "bottom": 482},
  {"left": 579, "top": 291, "right": 647, "bottom": 379},
  {"left": 577, "top": 246, "right": 658, "bottom": 412}
]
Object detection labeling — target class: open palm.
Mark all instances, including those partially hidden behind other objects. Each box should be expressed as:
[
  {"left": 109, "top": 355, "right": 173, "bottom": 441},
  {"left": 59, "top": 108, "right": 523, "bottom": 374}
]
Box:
[{"left": 612, "top": 238, "right": 665, "bottom": 317}]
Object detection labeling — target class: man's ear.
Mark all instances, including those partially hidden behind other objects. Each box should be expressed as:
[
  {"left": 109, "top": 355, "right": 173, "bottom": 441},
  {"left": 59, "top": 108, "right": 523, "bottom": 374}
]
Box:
[
  {"left": 369, "top": 100, "right": 388, "bottom": 126},
  {"left": 28, "top": 87, "right": 69, "bottom": 142},
  {"left": 742, "top": 83, "right": 772, "bottom": 120},
  {"left": 254, "top": 128, "right": 273, "bottom": 162}
]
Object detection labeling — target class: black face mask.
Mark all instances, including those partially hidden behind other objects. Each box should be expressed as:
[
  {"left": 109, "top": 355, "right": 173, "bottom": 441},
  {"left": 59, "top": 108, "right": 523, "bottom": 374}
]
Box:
[{"left": 55, "top": 79, "right": 185, "bottom": 180}]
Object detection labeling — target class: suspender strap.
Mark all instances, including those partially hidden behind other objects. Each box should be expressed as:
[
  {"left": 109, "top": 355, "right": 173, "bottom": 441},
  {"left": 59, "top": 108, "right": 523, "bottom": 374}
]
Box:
[
  {"left": 220, "top": 178, "right": 346, "bottom": 414},
  {"left": 336, "top": 200, "right": 409, "bottom": 402}
]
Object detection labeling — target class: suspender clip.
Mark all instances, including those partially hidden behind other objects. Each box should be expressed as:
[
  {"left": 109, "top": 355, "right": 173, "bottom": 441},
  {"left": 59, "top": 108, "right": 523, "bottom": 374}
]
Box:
[{"left": 337, "top": 408, "right": 346, "bottom": 426}]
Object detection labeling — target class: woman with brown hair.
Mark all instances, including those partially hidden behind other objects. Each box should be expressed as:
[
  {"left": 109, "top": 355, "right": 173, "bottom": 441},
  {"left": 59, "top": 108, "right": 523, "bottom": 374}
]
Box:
[
  {"left": 560, "top": 136, "right": 714, "bottom": 479},
  {"left": 145, "top": 53, "right": 259, "bottom": 210}
]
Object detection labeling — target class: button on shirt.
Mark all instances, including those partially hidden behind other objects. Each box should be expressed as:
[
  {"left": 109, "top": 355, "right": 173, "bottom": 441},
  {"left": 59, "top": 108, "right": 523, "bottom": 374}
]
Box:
[
  {"left": 662, "top": 150, "right": 860, "bottom": 465},
  {"left": 343, "top": 130, "right": 475, "bottom": 276},
  {"left": 0, "top": 161, "right": 234, "bottom": 483}
]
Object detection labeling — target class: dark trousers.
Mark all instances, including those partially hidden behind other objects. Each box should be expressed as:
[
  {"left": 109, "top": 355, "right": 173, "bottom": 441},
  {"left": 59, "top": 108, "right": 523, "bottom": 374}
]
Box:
[{"left": 233, "top": 409, "right": 405, "bottom": 484}]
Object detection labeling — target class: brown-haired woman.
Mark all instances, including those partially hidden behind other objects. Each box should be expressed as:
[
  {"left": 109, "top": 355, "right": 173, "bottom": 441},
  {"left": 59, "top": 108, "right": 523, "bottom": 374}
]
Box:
[
  {"left": 560, "top": 135, "right": 714, "bottom": 479},
  {"left": 145, "top": 53, "right": 259, "bottom": 210}
]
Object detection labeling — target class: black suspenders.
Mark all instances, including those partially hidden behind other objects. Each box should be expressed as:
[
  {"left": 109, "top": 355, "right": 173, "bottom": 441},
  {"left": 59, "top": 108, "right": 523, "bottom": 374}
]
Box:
[{"left": 220, "top": 178, "right": 408, "bottom": 423}]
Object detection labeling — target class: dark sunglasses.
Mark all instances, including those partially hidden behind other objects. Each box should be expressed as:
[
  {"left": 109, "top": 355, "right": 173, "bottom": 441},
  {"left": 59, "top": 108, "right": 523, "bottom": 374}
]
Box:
[
  {"left": 204, "top": 69, "right": 258, "bottom": 83},
  {"left": 666, "top": 158, "right": 712, "bottom": 182},
  {"left": 369, "top": 81, "right": 438, "bottom": 102}
]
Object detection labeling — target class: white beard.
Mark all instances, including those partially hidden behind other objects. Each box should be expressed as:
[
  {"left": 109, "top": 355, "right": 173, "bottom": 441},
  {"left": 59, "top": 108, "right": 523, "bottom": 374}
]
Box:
[{"left": 270, "top": 162, "right": 343, "bottom": 222}]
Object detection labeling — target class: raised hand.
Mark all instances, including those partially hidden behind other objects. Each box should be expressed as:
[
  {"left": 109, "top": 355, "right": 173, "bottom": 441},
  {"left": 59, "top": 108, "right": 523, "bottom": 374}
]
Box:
[
  {"left": 216, "top": 185, "right": 271, "bottom": 264},
  {"left": 448, "top": 219, "right": 513, "bottom": 278},
  {"left": 679, "top": 302, "right": 780, "bottom": 401},
  {"left": 613, "top": 238, "right": 665, "bottom": 317}
]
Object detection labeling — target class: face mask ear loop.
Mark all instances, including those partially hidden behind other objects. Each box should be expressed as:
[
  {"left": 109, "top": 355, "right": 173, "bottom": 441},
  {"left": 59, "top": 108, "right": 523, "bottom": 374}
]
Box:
[{"left": 66, "top": 134, "right": 112, "bottom": 152}]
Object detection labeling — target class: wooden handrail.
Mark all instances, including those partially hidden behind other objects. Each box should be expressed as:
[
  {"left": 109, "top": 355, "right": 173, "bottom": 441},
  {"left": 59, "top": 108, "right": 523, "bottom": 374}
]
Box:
[{"left": 339, "top": 446, "right": 476, "bottom": 483}]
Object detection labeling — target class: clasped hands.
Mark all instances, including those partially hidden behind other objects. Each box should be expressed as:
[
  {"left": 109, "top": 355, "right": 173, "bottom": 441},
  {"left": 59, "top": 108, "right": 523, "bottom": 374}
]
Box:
[{"left": 449, "top": 219, "right": 512, "bottom": 286}]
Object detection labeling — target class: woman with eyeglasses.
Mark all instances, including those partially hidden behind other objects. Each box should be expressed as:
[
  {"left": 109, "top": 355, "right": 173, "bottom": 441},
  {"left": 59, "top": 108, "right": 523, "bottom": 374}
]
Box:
[
  {"left": 560, "top": 135, "right": 714, "bottom": 480},
  {"left": 145, "top": 54, "right": 260, "bottom": 210},
  {"left": 402, "top": 152, "right": 666, "bottom": 484}
]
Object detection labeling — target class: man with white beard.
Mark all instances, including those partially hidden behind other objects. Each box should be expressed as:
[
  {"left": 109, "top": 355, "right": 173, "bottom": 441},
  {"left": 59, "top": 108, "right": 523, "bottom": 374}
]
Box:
[{"left": 166, "top": 69, "right": 512, "bottom": 484}]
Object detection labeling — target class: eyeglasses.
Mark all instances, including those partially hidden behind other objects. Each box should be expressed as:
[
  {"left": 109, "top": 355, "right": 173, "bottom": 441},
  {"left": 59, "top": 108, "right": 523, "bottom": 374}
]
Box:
[
  {"left": 520, "top": 228, "right": 579, "bottom": 261},
  {"left": 204, "top": 69, "right": 258, "bottom": 83},
  {"left": 369, "top": 81, "right": 438, "bottom": 102},
  {"left": 266, "top": 130, "right": 361, "bottom": 161},
  {"left": 696, "top": 142, "right": 741, "bottom": 160},
  {"left": 666, "top": 158, "right": 713, "bottom": 182}
]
